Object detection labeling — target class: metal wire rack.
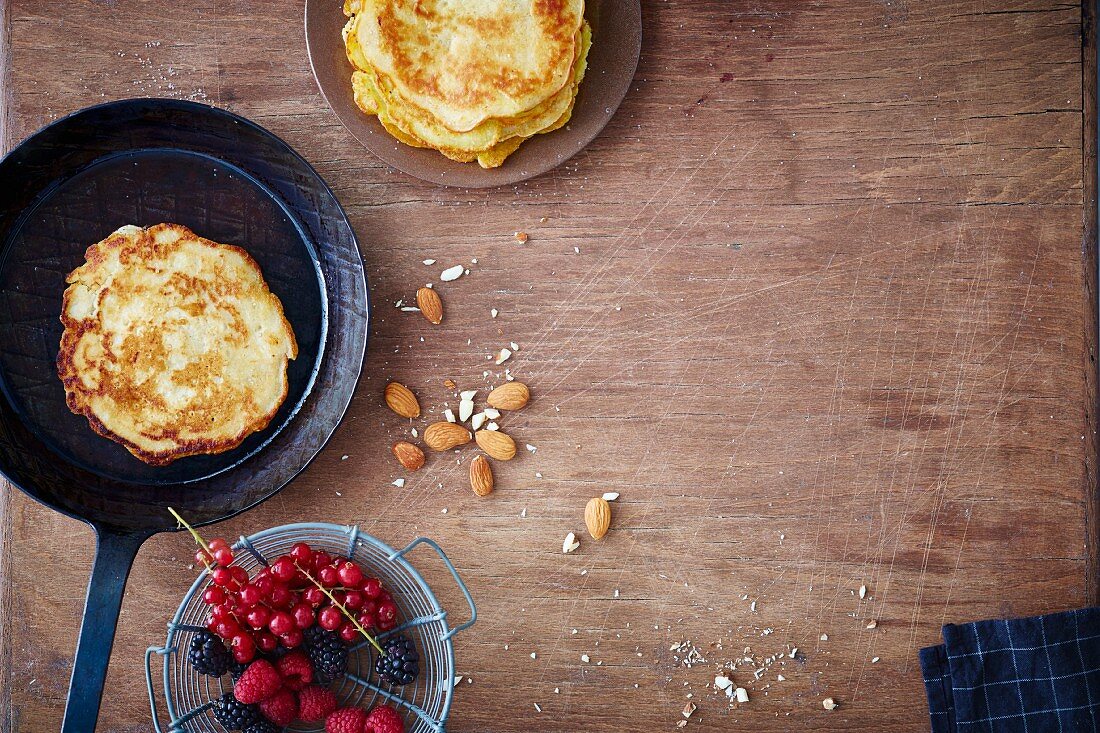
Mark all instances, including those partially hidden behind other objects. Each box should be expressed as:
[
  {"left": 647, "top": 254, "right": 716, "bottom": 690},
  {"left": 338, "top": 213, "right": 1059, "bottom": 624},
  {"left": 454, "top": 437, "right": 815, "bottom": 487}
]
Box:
[{"left": 145, "top": 523, "right": 476, "bottom": 732}]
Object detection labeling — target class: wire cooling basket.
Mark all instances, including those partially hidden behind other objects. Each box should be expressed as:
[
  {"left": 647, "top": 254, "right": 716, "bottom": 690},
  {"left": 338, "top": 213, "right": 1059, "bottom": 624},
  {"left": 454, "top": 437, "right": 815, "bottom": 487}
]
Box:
[{"left": 145, "top": 523, "right": 476, "bottom": 732}]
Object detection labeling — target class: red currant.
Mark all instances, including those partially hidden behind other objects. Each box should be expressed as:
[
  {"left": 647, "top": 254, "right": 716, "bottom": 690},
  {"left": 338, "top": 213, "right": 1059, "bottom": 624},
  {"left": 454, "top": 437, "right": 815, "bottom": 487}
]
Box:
[
  {"left": 195, "top": 548, "right": 214, "bottom": 567},
  {"left": 254, "top": 630, "right": 278, "bottom": 653},
  {"left": 356, "top": 612, "right": 376, "bottom": 630},
  {"left": 203, "top": 587, "right": 226, "bottom": 605},
  {"left": 280, "top": 628, "right": 304, "bottom": 648},
  {"left": 377, "top": 600, "right": 397, "bottom": 626},
  {"left": 205, "top": 615, "right": 219, "bottom": 633},
  {"left": 292, "top": 603, "right": 315, "bottom": 629},
  {"left": 253, "top": 575, "right": 274, "bottom": 597},
  {"left": 215, "top": 619, "right": 240, "bottom": 639},
  {"left": 230, "top": 633, "right": 255, "bottom": 663},
  {"left": 271, "top": 556, "right": 296, "bottom": 582},
  {"left": 337, "top": 562, "right": 364, "bottom": 587},
  {"left": 311, "top": 550, "right": 333, "bottom": 570},
  {"left": 268, "top": 610, "right": 295, "bottom": 636},
  {"left": 269, "top": 583, "right": 293, "bottom": 609},
  {"left": 318, "top": 606, "right": 343, "bottom": 631},
  {"left": 361, "top": 577, "right": 382, "bottom": 599},
  {"left": 318, "top": 566, "right": 339, "bottom": 587},
  {"left": 239, "top": 584, "right": 262, "bottom": 607},
  {"left": 303, "top": 587, "right": 325, "bottom": 607},
  {"left": 208, "top": 538, "right": 229, "bottom": 551},
  {"left": 212, "top": 567, "right": 235, "bottom": 588},
  {"left": 210, "top": 604, "right": 232, "bottom": 621},
  {"left": 339, "top": 622, "right": 360, "bottom": 643},
  {"left": 245, "top": 606, "right": 271, "bottom": 630},
  {"left": 230, "top": 566, "right": 248, "bottom": 584},
  {"left": 212, "top": 547, "right": 235, "bottom": 566},
  {"left": 331, "top": 590, "right": 347, "bottom": 607},
  {"left": 289, "top": 542, "right": 313, "bottom": 564},
  {"left": 343, "top": 591, "right": 364, "bottom": 610}
]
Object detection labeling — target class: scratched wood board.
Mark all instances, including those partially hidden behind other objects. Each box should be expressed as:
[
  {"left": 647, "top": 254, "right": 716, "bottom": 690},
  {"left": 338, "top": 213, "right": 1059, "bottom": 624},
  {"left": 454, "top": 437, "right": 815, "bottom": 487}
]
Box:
[{"left": 0, "top": 1, "right": 1093, "bottom": 731}]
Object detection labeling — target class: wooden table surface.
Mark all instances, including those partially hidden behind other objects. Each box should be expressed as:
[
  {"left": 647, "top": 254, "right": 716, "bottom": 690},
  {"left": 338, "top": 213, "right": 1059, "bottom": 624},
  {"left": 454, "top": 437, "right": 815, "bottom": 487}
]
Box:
[{"left": 1, "top": 1, "right": 1096, "bottom": 731}]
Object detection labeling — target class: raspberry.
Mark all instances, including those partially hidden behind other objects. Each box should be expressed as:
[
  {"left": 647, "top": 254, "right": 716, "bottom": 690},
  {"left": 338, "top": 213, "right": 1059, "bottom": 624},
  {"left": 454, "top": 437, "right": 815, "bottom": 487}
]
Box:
[
  {"left": 365, "top": 704, "right": 405, "bottom": 733},
  {"left": 233, "top": 659, "right": 283, "bottom": 704},
  {"left": 212, "top": 692, "right": 260, "bottom": 731},
  {"left": 276, "top": 650, "right": 314, "bottom": 690},
  {"left": 258, "top": 687, "right": 299, "bottom": 727},
  {"left": 298, "top": 685, "right": 338, "bottom": 721},
  {"left": 326, "top": 707, "right": 369, "bottom": 733}
]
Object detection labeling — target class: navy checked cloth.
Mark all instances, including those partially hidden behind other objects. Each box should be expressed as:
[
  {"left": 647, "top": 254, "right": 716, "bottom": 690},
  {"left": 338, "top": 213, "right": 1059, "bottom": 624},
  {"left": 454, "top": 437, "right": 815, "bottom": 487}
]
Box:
[{"left": 920, "top": 608, "right": 1100, "bottom": 732}]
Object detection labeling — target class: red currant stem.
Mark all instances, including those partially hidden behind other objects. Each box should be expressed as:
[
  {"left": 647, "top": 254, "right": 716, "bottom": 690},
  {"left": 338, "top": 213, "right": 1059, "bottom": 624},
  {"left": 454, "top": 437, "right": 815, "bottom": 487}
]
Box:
[
  {"left": 294, "top": 562, "right": 385, "bottom": 655},
  {"left": 167, "top": 506, "right": 213, "bottom": 555}
]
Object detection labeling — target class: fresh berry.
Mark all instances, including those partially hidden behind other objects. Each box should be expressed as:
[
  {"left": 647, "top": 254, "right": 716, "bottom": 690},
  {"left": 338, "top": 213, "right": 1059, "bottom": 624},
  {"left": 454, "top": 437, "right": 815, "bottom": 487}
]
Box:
[
  {"left": 211, "top": 604, "right": 232, "bottom": 621},
  {"left": 325, "top": 707, "right": 369, "bottom": 733},
  {"left": 271, "top": 556, "right": 297, "bottom": 582},
  {"left": 203, "top": 586, "right": 227, "bottom": 605},
  {"left": 254, "top": 630, "right": 279, "bottom": 654},
  {"left": 293, "top": 602, "right": 316, "bottom": 629},
  {"left": 304, "top": 587, "right": 326, "bottom": 607},
  {"left": 258, "top": 687, "right": 298, "bottom": 727},
  {"left": 304, "top": 626, "right": 349, "bottom": 683},
  {"left": 212, "top": 567, "right": 236, "bottom": 588},
  {"left": 319, "top": 606, "right": 343, "bottom": 631},
  {"left": 375, "top": 634, "right": 419, "bottom": 686},
  {"left": 231, "top": 566, "right": 249, "bottom": 584},
  {"left": 298, "top": 685, "right": 338, "bottom": 722},
  {"left": 213, "top": 546, "right": 235, "bottom": 566},
  {"left": 290, "top": 542, "right": 314, "bottom": 564},
  {"left": 365, "top": 704, "right": 405, "bottom": 733},
  {"left": 238, "top": 584, "right": 261, "bottom": 607},
  {"left": 229, "top": 659, "right": 248, "bottom": 681},
  {"left": 212, "top": 692, "right": 261, "bottom": 731},
  {"left": 337, "top": 561, "right": 364, "bottom": 587},
  {"left": 356, "top": 612, "right": 376, "bottom": 631},
  {"left": 196, "top": 548, "right": 214, "bottom": 567},
  {"left": 319, "top": 565, "right": 340, "bottom": 587},
  {"left": 246, "top": 606, "right": 271, "bottom": 630},
  {"left": 230, "top": 632, "right": 257, "bottom": 664},
  {"left": 233, "top": 659, "right": 283, "bottom": 704},
  {"left": 281, "top": 628, "right": 304, "bottom": 648},
  {"left": 187, "top": 630, "right": 232, "bottom": 677},
  {"left": 269, "top": 583, "right": 293, "bottom": 608},
  {"left": 269, "top": 610, "right": 295, "bottom": 636},
  {"left": 254, "top": 574, "right": 274, "bottom": 597},
  {"left": 276, "top": 650, "right": 314, "bottom": 690},
  {"left": 339, "top": 622, "right": 361, "bottom": 644},
  {"left": 361, "top": 578, "right": 382, "bottom": 598},
  {"left": 377, "top": 601, "right": 398, "bottom": 631},
  {"left": 215, "top": 619, "right": 241, "bottom": 639},
  {"left": 241, "top": 722, "right": 279, "bottom": 733},
  {"left": 209, "top": 537, "right": 230, "bottom": 551}
]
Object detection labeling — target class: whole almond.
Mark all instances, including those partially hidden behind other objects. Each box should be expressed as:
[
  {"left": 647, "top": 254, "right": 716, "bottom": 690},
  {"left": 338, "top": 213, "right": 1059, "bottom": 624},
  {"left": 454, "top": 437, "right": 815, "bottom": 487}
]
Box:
[
  {"left": 585, "top": 497, "right": 611, "bottom": 540},
  {"left": 416, "top": 287, "right": 443, "bottom": 325},
  {"left": 487, "top": 382, "right": 530, "bottom": 410},
  {"left": 424, "top": 422, "right": 472, "bottom": 451},
  {"left": 391, "top": 441, "right": 425, "bottom": 471},
  {"left": 475, "top": 429, "right": 516, "bottom": 460},
  {"left": 384, "top": 382, "right": 420, "bottom": 418},
  {"left": 470, "top": 454, "right": 494, "bottom": 496}
]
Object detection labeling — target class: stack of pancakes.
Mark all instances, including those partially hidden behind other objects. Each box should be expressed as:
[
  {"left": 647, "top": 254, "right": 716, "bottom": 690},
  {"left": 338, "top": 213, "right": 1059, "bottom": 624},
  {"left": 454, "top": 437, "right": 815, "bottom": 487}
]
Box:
[{"left": 342, "top": 0, "right": 591, "bottom": 169}]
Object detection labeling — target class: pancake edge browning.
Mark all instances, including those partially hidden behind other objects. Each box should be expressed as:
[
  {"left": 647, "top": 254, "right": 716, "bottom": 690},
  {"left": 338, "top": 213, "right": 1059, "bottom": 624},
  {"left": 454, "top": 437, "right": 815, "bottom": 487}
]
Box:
[{"left": 57, "top": 223, "right": 299, "bottom": 466}]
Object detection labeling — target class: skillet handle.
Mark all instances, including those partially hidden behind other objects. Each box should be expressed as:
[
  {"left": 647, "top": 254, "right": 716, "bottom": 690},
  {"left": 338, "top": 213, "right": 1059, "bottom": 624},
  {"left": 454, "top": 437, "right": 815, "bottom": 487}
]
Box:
[{"left": 61, "top": 527, "right": 148, "bottom": 733}]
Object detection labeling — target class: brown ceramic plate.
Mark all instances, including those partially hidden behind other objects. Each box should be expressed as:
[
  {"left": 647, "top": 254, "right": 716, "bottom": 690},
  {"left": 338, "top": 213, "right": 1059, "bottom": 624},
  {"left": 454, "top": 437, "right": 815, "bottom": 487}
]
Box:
[{"left": 305, "top": 0, "right": 642, "bottom": 188}]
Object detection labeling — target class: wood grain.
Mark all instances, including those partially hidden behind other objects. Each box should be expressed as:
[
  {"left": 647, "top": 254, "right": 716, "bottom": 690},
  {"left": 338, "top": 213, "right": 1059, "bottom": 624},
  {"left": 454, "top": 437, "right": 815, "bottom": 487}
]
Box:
[{"left": 0, "top": 1, "right": 1094, "bottom": 731}]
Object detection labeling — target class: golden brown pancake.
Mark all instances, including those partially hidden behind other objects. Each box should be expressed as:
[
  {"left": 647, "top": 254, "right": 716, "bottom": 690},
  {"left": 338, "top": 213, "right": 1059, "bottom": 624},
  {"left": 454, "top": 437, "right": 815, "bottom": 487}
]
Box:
[{"left": 57, "top": 224, "right": 298, "bottom": 465}]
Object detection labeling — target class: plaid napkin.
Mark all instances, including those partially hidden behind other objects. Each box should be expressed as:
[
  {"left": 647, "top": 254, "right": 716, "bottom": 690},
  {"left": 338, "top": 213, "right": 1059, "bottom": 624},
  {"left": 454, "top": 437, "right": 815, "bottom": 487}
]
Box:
[{"left": 920, "top": 608, "right": 1100, "bottom": 732}]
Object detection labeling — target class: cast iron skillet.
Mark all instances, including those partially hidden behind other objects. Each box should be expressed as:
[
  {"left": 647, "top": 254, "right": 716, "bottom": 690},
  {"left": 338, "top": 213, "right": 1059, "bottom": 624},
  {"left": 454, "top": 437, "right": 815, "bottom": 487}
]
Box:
[{"left": 0, "top": 99, "right": 369, "bottom": 731}]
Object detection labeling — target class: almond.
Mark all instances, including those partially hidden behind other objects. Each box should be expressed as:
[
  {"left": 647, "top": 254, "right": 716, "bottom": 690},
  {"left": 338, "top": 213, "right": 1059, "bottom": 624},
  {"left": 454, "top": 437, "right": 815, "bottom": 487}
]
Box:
[
  {"left": 384, "top": 382, "right": 420, "bottom": 418},
  {"left": 470, "top": 454, "right": 493, "bottom": 496},
  {"left": 391, "top": 441, "right": 425, "bottom": 471},
  {"left": 584, "top": 497, "right": 611, "bottom": 540},
  {"left": 486, "top": 382, "right": 530, "bottom": 410},
  {"left": 423, "top": 422, "right": 472, "bottom": 451},
  {"left": 475, "top": 429, "right": 516, "bottom": 460},
  {"left": 416, "top": 287, "right": 443, "bottom": 325}
]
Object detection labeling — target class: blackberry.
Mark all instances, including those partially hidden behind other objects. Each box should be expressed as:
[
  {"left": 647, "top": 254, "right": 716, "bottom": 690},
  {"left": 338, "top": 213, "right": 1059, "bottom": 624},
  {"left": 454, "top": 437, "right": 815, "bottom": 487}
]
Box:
[
  {"left": 212, "top": 692, "right": 260, "bottom": 731},
  {"left": 242, "top": 722, "right": 279, "bottom": 733},
  {"left": 229, "top": 658, "right": 248, "bottom": 682},
  {"left": 304, "top": 626, "right": 348, "bottom": 683},
  {"left": 187, "top": 630, "right": 232, "bottom": 677},
  {"left": 375, "top": 634, "right": 420, "bottom": 686}
]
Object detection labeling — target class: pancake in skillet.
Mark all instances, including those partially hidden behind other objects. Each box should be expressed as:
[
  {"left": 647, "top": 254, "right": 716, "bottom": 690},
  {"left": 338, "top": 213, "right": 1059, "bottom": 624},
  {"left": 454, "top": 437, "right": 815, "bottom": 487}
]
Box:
[{"left": 57, "top": 223, "right": 298, "bottom": 466}]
